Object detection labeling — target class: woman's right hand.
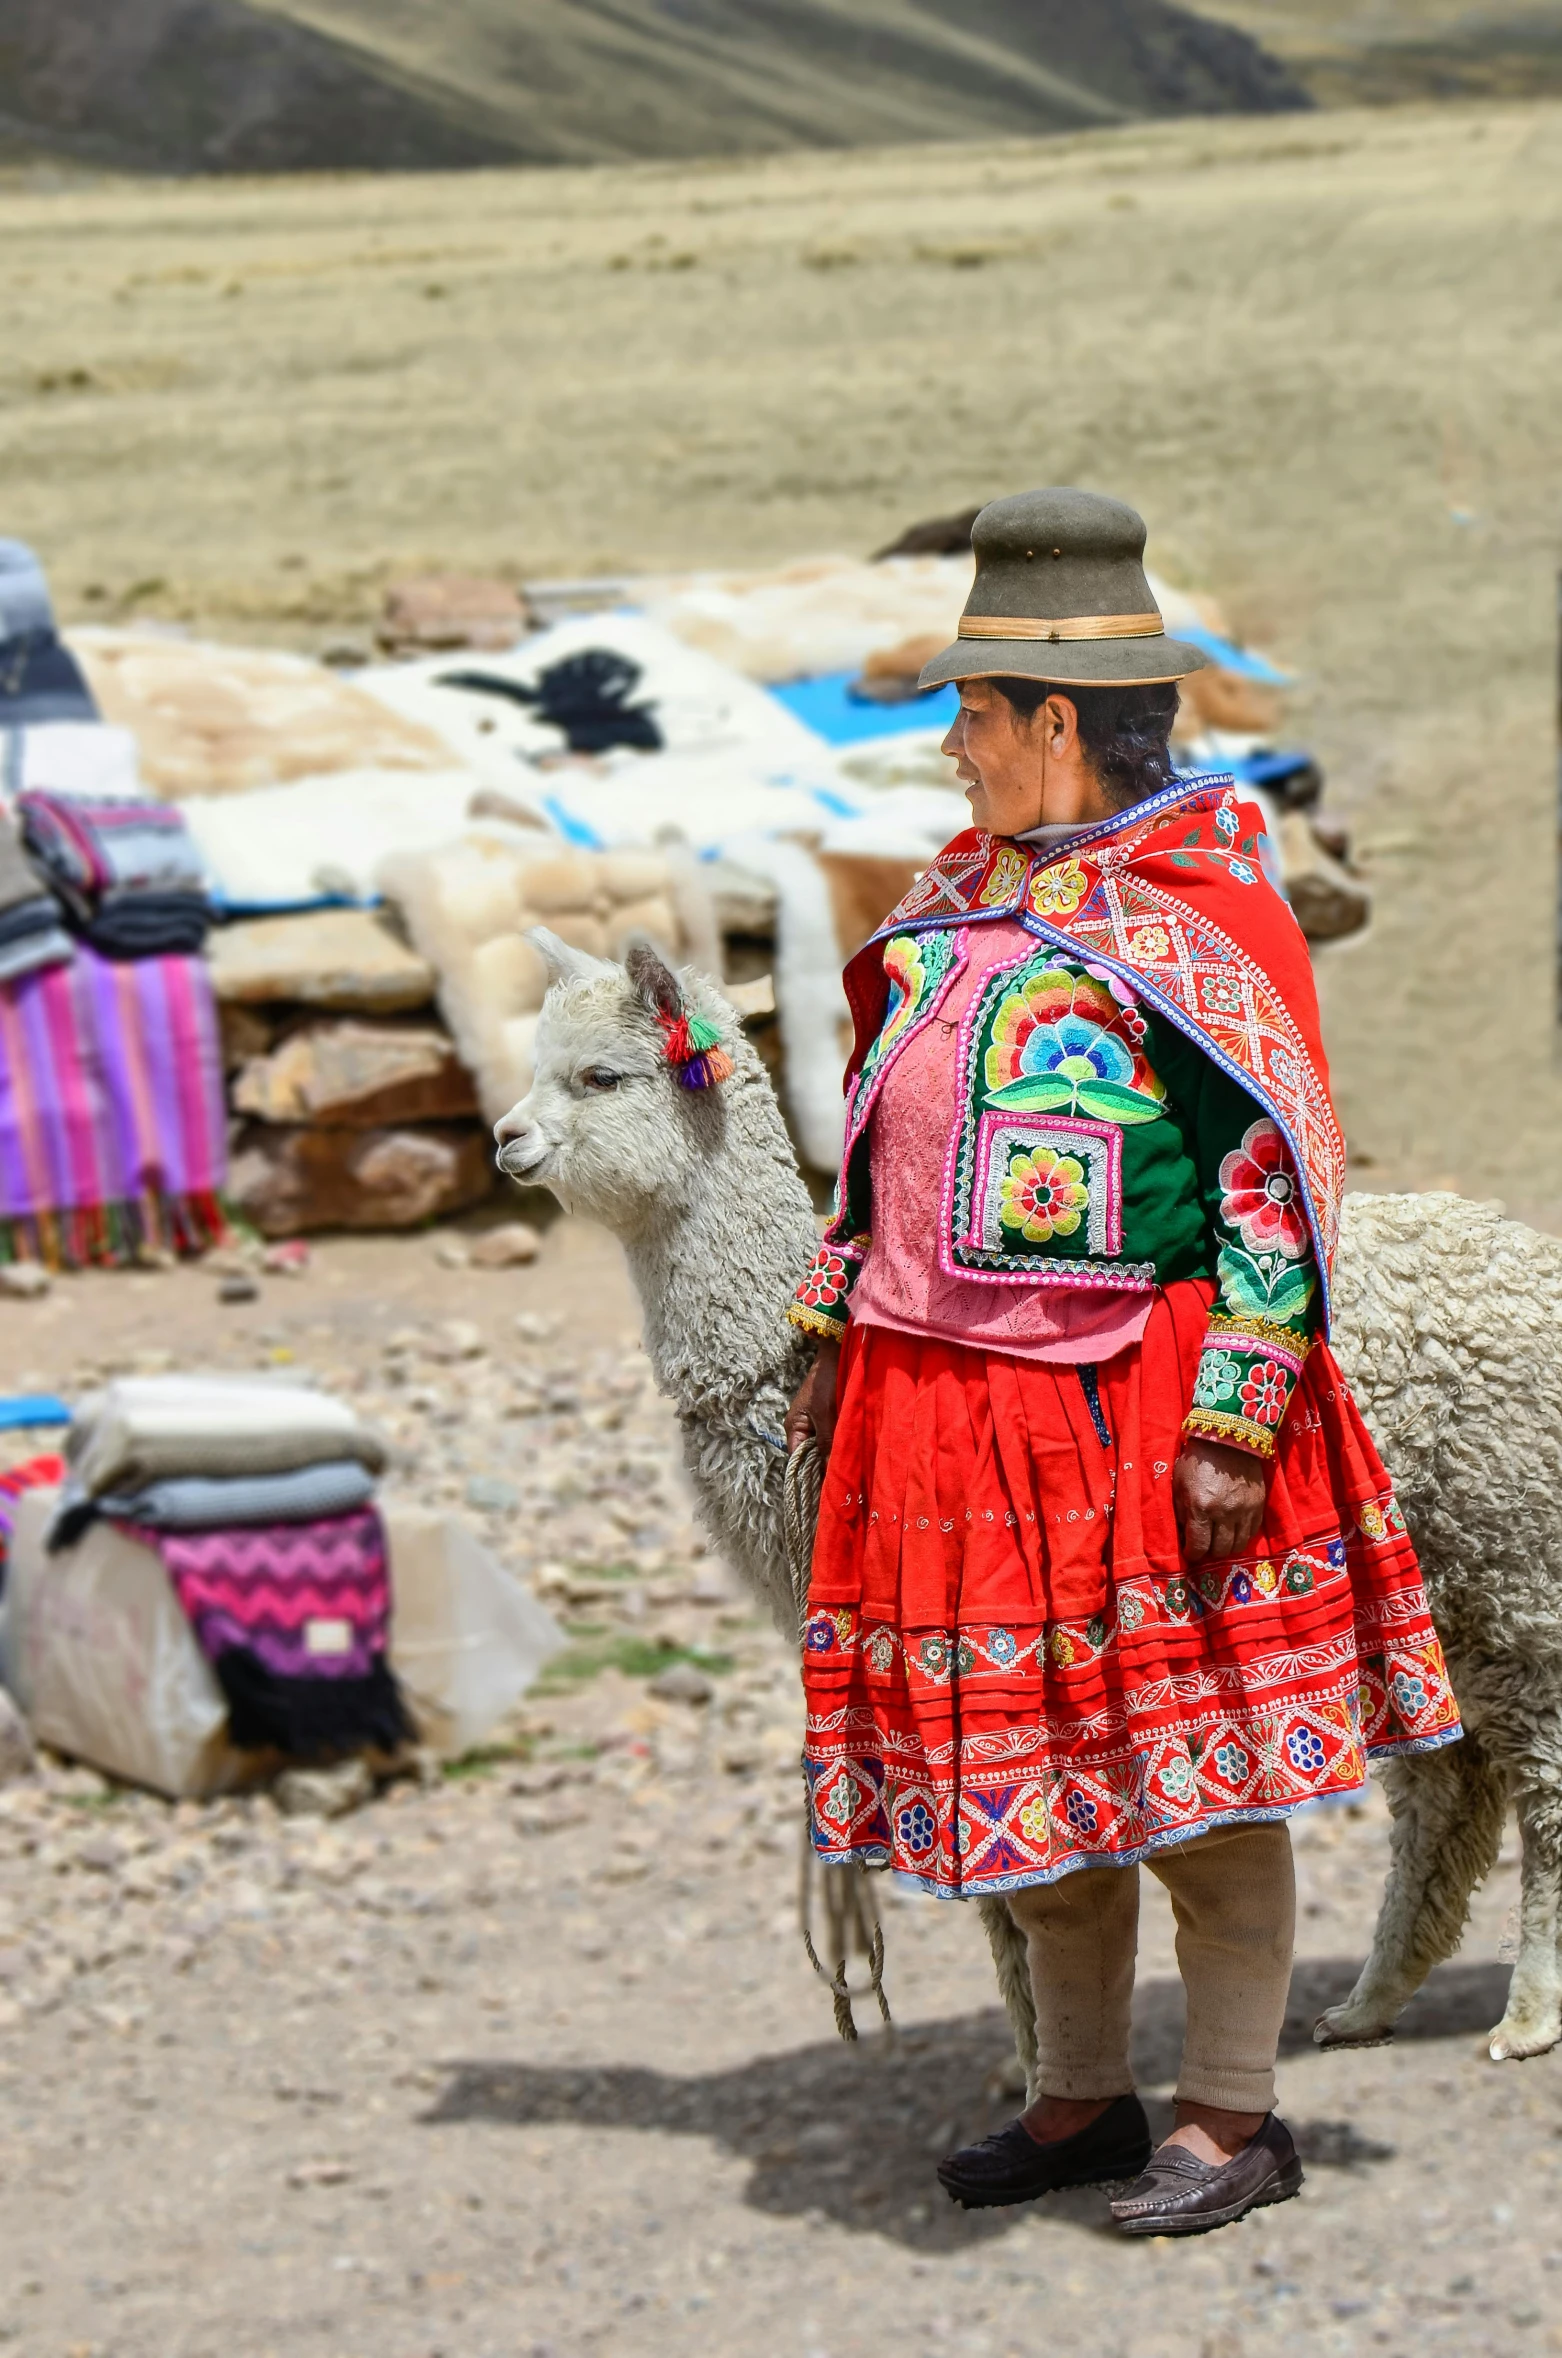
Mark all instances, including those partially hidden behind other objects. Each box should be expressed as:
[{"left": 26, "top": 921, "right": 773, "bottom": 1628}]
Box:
[{"left": 785, "top": 1336, "right": 841, "bottom": 1464}]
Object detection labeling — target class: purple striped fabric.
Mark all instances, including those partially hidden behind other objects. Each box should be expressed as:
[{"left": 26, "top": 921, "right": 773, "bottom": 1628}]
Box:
[{"left": 0, "top": 945, "right": 226, "bottom": 1225}]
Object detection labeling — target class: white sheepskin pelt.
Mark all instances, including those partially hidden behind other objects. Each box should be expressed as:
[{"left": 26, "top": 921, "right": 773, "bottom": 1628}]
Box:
[
  {"left": 378, "top": 833, "right": 715, "bottom": 1124},
  {"left": 67, "top": 629, "right": 454, "bottom": 797}
]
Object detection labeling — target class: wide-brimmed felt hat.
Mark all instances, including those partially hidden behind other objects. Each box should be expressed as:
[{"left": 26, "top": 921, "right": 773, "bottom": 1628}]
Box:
[{"left": 917, "top": 488, "right": 1210, "bottom": 691}]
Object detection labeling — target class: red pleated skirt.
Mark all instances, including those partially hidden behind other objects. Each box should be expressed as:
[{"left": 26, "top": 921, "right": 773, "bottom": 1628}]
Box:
[{"left": 802, "top": 1280, "right": 1460, "bottom": 1897}]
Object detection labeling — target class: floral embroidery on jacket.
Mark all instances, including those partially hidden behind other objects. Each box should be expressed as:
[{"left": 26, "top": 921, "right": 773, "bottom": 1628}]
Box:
[
  {"left": 999, "top": 1147, "right": 1090, "bottom": 1244},
  {"left": 1220, "top": 1118, "right": 1310, "bottom": 1256},
  {"left": 983, "top": 965, "right": 1166, "bottom": 1126}
]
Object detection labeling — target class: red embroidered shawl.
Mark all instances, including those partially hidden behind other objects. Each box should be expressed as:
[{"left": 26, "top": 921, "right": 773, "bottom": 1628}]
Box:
[{"left": 841, "top": 776, "right": 1346, "bottom": 1321}]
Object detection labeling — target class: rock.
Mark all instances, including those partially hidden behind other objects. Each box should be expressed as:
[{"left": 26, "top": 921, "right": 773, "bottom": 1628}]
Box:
[
  {"left": 77, "top": 1832, "right": 126, "bottom": 1873},
  {"left": 649, "top": 1662, "right": 714, "bottom": 1706},
  {"left": 434, "top": 1235, "right": 471, "bottom": 1269},
  {"left": 513, "top": 1312, "right": 559, "bottom": 1344},
  {"left": 724, "top": 973, "right": 775, "bottom": 1019},
  {"left": 228, "top": 1125, "right": 494, "bottom": 1236},
  {"left": 233, "top": 1019, "right": 481, "bottom": 1128},
  {"left": 218, "top": 1271, "right": 260, "bottom": 1304},
  {"left": 426, "top": 1319, "right": 485, "bottom": 1362},
  {"left": 378, "top": 574, "right": 530, "bottom": 655},
  {"left": 218, "top": 1001, "right": 275, "bottom": 1073},
  {"left": 287, "top": 2156, "right": 353, "bottom": 2188},
  {"left": 0, "top": 1690, "right": 36, "bottom": 1783},
  {"left": 273, "top": 1758, "right": 374, "bottom": 1819},
  {"left": 1278, "top": 812, "right": 1373, "bottom": 944},
  {"left": 465, "top": 1474, "right": 518, "bottom": 1514},
  {"left": 0, "top": 1261, "right": 49, "bottom": 1299},
  {"left": 469, "top": 1222, "right": 541, "bottom": 1269},
  {"left": 208, "top": 909, "right": 435, "bottom": 1015}
]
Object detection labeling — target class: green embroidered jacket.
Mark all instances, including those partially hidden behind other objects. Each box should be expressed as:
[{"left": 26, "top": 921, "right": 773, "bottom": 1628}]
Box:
[{"left": 788, "top": 941, "right": 1321, "bottom": 1459}]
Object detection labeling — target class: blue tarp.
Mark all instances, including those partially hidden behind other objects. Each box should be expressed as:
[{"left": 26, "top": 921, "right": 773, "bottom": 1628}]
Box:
[
  {"left": 768, "top": 674, "right": 958, "bottom": 745},
  {"left": 0, "top": 1394, "right": 71, "bottom": 1430}
]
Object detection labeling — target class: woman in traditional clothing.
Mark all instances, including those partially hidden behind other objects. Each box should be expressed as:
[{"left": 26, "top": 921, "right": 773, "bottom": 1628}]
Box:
[{"left": 782, "top": 489, "right": 1459, "bottom": 2237}]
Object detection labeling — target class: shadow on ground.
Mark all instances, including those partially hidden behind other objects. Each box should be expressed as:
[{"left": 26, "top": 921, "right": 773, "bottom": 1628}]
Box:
[{"left": 421, "top": 1956, "right": 1508, "bottom": 2248}]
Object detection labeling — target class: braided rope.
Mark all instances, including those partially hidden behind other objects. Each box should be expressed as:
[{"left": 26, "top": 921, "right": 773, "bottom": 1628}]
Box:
[{"left": 785, "top": 1435, "right": 892, "bottom": 2043}]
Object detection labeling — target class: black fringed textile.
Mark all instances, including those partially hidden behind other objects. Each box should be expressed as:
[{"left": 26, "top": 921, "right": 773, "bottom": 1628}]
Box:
[{"left": 214, "top": 1649, "right": 413, "bottom": 1760}]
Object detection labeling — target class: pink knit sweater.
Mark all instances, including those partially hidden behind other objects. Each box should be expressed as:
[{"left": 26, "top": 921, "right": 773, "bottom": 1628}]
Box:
[{"left": 849, "top": 916, "right": 1154, "bottom": 1366}]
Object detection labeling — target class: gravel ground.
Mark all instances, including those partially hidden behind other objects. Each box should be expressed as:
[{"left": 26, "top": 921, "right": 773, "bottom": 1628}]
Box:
[{"left": 2, "top": 1219, "right": 1559, "bottom": 2357}]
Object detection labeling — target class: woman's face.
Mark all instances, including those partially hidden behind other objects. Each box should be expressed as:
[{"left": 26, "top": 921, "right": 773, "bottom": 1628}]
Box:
[{"left": 941, "top": 680, "right": 1109, "bottom": 835}]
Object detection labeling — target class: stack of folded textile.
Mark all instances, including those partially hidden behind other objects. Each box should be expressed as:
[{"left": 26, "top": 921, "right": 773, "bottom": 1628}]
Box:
[
  {"left": 49, "top": 1376, "right": 412, "bottom": 1760},
  {"left": 0, "top": 806, "right": 72, "bottom": 983},
  {"left": 16, "top": 789, "right": 210, "bottom": 959},
  {"left": 0, "top": 538, "right": 100, "bottom": 733}
]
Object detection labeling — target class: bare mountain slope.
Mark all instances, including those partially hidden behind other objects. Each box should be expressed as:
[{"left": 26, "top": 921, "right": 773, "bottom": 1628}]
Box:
[
  {"left": 0, "top": 0, "right": 1308, "bottom": 173},
  {"left": 1187, "top": 0, "right": 1562, "bottom": 101}
]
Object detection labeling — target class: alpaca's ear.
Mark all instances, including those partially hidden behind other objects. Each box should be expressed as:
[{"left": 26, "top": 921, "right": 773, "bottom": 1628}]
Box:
[
  {"left": 527, "top": 925, "right": 611, "bottom": 983},
  {"left": 624, "top": 935, "right": 684, "bottom": 1019}
]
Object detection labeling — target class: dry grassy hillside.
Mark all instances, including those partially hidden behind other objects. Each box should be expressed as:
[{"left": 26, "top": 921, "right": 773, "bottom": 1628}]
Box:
[
  {"left": 1190, "top": 0, "right": 1562, "bottom": 98},
  {"left": 246, "top": 0, "right": 1306, "bottom": 160},
  {"left": 0, "top": 103, "right": 1558, "bottom": 1220},
  {"left": 0, "top": 0, "right": 1305, "bottom": 175}
]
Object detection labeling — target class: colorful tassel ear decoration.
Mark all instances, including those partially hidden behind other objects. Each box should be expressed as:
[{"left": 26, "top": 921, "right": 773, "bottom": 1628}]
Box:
[{"left": 657, "top": 1007, "right": 735, "bottom": 1090}]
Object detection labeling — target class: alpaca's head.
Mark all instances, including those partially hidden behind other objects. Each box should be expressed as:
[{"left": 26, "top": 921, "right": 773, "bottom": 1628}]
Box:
[{"left": 494, "top": 933, "right": 736, "bottom": 1232}]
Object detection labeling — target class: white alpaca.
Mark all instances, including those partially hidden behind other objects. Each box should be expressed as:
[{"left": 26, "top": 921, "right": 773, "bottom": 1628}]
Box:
[{"left": 496, "top": 938, "right": 1562, "bottom": 2070}]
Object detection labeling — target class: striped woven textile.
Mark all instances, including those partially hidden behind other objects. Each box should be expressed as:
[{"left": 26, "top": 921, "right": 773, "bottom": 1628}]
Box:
[{"left": 0, "top": 945, "right": 228, "bottom": 1267}]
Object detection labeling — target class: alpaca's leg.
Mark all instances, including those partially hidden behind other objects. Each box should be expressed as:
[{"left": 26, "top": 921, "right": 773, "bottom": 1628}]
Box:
[
  {"left": 1314, "top": 1740, "right": 1505, "bottom": 2048},
  {"left": 978, "top": 1896, "right": 1040, "bottom": 2101},
  {"left": 1488, "top": 1780, "right": 1562, "bottom": 2061}
]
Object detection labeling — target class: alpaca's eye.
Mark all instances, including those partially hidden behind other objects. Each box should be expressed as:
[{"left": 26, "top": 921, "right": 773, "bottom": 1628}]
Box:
[{"left": 581, "top": 1066, "right": 621, "bottom": 1092}]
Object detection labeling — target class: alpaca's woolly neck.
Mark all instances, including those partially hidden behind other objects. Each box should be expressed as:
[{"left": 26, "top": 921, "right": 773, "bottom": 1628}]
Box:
[{"left": 624, "top": 1047, "right": 817, "bottom": 1425}]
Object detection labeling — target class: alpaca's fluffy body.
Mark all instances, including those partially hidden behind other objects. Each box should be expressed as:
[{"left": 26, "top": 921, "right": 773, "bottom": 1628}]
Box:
[
  {"left": 1321, "top": 1191, "right": 1562, "bottom": 2061},
  {"left": 498, "top": 949, "right": 1562, "bottom": 2068}
]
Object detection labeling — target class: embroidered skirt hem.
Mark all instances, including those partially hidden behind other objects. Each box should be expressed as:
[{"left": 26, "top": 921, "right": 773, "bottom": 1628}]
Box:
[{"left": 800, "top": 1290, "right": 1460, "bottom": 1899}]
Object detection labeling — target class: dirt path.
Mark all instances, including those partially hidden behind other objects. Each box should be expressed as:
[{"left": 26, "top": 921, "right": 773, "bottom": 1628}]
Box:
[{"left": 2, "top": 1221, "right": 1558, "bottom": 2357}]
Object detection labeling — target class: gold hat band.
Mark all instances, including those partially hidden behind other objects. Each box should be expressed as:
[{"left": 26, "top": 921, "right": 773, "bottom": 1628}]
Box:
[{"left": 957, "top": 611, "right": 1165, "bottom": 643}]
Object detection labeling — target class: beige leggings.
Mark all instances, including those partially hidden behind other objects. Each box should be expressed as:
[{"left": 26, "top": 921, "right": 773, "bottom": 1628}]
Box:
[{"left": 1005, "top": 1821, "right": 1296, "bottom": 2113}]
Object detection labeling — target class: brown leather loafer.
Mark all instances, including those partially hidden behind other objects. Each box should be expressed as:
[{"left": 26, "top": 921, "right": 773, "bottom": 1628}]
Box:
[
  {"left": 1110, "top": 2113, "right": 1303, "bottom": 2236},
  {"left": 938, "top": 2092, "right": 1152, "bottom": 2210}
]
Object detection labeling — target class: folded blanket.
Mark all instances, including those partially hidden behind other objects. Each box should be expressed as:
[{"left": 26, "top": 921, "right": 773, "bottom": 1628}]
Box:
[
  {"left": 67, "top": 1376, "right": 387, "bottom": 1499},
  {"left": 0, "top": 897, "right": 65, "bottom": 946},
  {"left": 0, "top": 632, "right": 98, "bottom": 726},
  {"left": 0, "top": 895, "right": 73, "bottom": 981},
  {"left": 132, "top": 1507, "right": 412, "bottom": 1757},
  {"left": 48, "top": 1457, "right": 376, "bottom": 1550},
  {"left": 0, "top": 945, "right": 228, "bottom": 1269},
  {"left": 80, "top": 889, "right": 210, "bottom": 960},
  {"left": 17, "top": 792, "right": 205, "bottom": 916}
]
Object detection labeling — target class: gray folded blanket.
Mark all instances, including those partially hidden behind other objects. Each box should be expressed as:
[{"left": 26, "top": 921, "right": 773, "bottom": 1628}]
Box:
[
  {"left": 67, "top": 1375, "right": 388, "bottom": 1499},
  {"left": 47, "top": 1458, "right": 378, "bottom": 1551}
]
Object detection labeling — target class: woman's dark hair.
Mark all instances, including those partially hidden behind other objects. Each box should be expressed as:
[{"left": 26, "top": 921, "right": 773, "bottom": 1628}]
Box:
[{"left": 993, "top": 677, "right": 1180, "bottom": 808}]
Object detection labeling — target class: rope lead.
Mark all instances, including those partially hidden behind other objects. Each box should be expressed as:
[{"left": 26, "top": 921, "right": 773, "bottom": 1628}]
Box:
[{"left": 785, "top": 1434, "right": 893, "bottom": 2044}]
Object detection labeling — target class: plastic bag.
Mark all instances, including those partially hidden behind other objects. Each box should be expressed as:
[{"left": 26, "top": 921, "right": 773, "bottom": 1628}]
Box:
[
  {"left": 1, "top": 1490, "right": 253, "bottom": 1799},
  {"left": 384, "top": 1507, "right": 564, "bottom": 1759}
]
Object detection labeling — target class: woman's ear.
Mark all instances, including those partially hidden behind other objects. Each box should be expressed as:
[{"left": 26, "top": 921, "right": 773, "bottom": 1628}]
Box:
[{"left": 1043, "top": 692, "right": 1080, "bottom": 756}]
